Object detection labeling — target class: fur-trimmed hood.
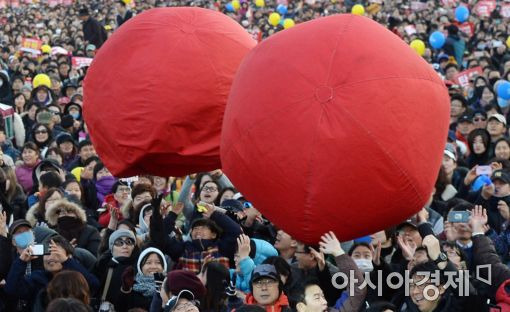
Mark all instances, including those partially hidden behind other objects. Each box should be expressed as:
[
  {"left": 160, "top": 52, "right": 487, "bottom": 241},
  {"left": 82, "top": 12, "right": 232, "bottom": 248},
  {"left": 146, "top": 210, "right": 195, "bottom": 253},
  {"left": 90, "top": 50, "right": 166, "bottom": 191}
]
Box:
[
  {"left": 26, "top": 203, "right": 43, "bottom": 227},
  {"left": 45, "top": 199, "right": 87, "bottom": 226}
]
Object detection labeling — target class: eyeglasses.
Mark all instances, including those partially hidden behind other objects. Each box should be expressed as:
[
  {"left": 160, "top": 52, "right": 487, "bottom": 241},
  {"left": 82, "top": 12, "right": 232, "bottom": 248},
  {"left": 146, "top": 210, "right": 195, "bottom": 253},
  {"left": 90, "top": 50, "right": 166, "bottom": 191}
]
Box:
[
  {"left": 34, "top": 130, "right": 48, "bottom": 134},
  {"left": 113, "top": 238, "right": 135, "bottom": 247},
  {"left": 202, "top": 186, "right": 218, "bottom": 193},
  {"left": 116, "top": 186, "right": 131, "bottom": 193},
  {"left": 253, "top": 279, "right": 278, "bottom": 288}
]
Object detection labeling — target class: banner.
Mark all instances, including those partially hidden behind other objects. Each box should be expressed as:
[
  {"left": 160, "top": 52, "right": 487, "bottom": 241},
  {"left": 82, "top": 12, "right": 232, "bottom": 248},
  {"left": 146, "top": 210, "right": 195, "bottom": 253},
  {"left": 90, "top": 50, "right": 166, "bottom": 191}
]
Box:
[
  {"left": 72, "top": 57, "right": 93, "bottom": 68},
  {"left": 453, "top": 66, "right": 483, "bottom": 88},
  {"left": 20, "top": 38, "right": 42, "bottom": 55},
  {"left": 501, "top": 4, "right": 510, "bottom": 18},
  {"left": 474, "top": 0, "right": 496, "bottom": 17},
  {"left": 458, "top": 23, "right": 473, "bottom": 37}
]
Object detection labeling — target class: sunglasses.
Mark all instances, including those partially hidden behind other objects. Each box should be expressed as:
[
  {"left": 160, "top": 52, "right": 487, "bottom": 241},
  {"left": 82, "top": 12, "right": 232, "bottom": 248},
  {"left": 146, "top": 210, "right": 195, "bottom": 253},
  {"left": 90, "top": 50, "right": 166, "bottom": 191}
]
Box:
[
  {"left": 113, "top": 238, "right": 135, "bottom": 247},
  {"left": 473, "top": 117, "right": 486, "bottom": 122}
]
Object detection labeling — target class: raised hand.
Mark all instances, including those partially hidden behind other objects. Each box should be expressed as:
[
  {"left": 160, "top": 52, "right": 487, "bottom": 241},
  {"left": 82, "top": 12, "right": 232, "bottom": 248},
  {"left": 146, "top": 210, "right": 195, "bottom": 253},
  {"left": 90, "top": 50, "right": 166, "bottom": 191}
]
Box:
[
  {"left": 470, "top": 205, "right": 488, "bottom": 234},
  {"left": 498, "top": 201, "right": 510, "bottom": 221},
  {"left": 370, "top": 241, "right": 382, "bottom": 266},
  {"left": 397, "top": 235, "right": 417, "bottom": 261},
  {"left": 49, "top": 240, "right": 69, "bottom": 263},
  {"left": 0, "top": 211, "right": 7, "bottom": 238},
  {"left": 319, "top": 231, "right": 344, "bottom": 257},
  {"left": 309, "top": 247, "right": 326, "bottom": 272},
  {"left": 237, "top": 234, "right": 251, "bottom": 259}
]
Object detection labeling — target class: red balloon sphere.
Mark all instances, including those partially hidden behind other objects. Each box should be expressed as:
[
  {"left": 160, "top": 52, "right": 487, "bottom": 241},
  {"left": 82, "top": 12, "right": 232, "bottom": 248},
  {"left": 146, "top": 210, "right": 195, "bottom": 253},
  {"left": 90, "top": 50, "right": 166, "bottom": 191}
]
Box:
[
  {"left": 84, "top": 8, "right": 256, "bottom": 177},
  {"left": 221, "top": 14, "right": 449, "bottom": 244}
]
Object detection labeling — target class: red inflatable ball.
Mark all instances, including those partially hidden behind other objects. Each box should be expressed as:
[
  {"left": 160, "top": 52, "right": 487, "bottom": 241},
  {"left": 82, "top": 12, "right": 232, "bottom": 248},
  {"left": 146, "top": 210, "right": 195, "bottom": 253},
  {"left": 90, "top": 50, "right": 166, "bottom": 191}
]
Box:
[
  {"left": 221, "top": 14, "right": 450, "bottom": 244},
  {"left": 84, "top": 7, "right": 256, "bottom": 177}
]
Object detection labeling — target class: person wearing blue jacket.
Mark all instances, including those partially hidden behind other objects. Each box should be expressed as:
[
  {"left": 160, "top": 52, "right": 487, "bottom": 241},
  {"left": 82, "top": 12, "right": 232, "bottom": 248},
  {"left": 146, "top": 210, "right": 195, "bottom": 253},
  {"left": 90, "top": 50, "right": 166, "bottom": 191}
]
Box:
[
  {"left": 4, "top": 235, "right": 99, "bottom": 304},
  {"left": 230, "top": 234, "right": 279, "bottom": 294}
]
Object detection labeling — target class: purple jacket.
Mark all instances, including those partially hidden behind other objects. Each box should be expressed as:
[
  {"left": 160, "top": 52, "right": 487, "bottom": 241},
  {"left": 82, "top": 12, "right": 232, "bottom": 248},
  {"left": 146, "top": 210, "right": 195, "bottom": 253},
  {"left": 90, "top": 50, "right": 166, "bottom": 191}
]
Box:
[{"left": 16, "top": 162, "right": 39, "bottom": 193}]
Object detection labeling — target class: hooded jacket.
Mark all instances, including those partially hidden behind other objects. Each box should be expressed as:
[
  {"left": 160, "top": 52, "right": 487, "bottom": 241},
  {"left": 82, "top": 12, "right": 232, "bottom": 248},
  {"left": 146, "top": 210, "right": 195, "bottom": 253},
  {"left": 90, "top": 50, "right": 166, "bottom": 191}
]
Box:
[
  {"left": 45, "top": 199, "right": 101, "bottom": 256},
  {"left": 0, "top": 70, "right": 13, "bottom": 106}
]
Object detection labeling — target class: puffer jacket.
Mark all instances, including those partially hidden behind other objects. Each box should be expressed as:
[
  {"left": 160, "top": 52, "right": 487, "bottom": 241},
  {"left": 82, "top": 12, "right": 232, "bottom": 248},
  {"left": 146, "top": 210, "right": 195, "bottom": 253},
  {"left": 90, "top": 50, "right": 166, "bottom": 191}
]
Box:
[{"left": 45, "top": 199, "right": 101, "bottom": 256}]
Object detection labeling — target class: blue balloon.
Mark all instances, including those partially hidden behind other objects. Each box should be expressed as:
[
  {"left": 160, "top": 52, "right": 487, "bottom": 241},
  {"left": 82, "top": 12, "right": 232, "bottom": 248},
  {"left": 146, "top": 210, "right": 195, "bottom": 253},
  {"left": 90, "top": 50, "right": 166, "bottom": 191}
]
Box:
[
  {"left": 226, "top": 3, "right": 234, "bottom": 12},
  {"left": 277, "top": 4, "right": 287, "bottom": 15},
  {"left": 471, "top": 175, "right": 492, "bottom": 192},
  {"left": 429, "top": 31, "right": 445, "bottom": 49},
  {"left": 498, "top": 97, "right": 509, "bottom": 108},
  {"left": 497, "top": 81, "right": 510, "bottom": 100},
  {"left": 455, "top": 6, "right": 469, "bottom": 23}
]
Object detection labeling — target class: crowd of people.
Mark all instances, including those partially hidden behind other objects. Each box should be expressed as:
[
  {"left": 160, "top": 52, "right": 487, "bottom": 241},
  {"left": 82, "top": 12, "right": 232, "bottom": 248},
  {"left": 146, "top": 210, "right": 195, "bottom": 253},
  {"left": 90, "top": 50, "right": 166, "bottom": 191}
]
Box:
[{"left": 1, "top": 0, "right": 510, "bottom": 312}]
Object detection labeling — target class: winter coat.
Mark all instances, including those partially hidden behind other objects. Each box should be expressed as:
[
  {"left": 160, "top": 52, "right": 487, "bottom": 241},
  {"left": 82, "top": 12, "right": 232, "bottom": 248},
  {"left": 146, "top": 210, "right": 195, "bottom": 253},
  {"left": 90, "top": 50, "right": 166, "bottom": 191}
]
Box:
[
  {"left": 0, "top": 70, "right": 13, "bottom": 106},
  {"left": 151, "top": 210, "right": 242, "bottom": 273},
  {"left": 245, "top": 293, "right": 291, "bottom": 312},
  {"left": 4, "top": 257, "right": 99, "bottom": 301},
  {"left": 82, "top": 17, "right": 108, "bottom": 48},
  {"left": 475, "top": 194, "right": 510, "bottom": 233},
  {"left": 15, "top": 161, "right": 39, "bottom": 193},
  {"left": 45, "top": 199, "right": 101, "bottom": 256},
  {"left": 93, "top": 252, "right": 137, "bottom": 306}
]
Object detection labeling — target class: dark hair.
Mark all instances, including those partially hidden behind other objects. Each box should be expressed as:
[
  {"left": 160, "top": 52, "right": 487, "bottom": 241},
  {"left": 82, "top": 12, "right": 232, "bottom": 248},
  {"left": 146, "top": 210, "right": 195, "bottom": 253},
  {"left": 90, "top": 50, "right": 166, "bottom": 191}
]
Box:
[
  {"left": 31, "top": 123, "right": 53, "bottom": 148},
  {"left": 434, "top": 166, "right": 449, "bottom": 201},
  {"left": 92, "top": 161, "right": 105, "bottom": 180},
  {"left": 38, "top": 188, "right": 65, "bottom": 218},
  {"left": 193, "top": 173, "right": 214, "bottom": 194},
  {"left": 111, "top": 180, "right": 129, "bottom": 194},
  {"left": 50, "top": 235, "right": 75, "bottom": 256},
  {"left": 364, "top": 301, "right": 397, "bottom": 312},
  {"left": 47, "top": 270, "right": 90, "bottom": 305},
  {"left": 450, "top": 94, "right": 467, "bottom": 108},
  {"left": 444, "top": 63, "right": 458, "bottom": 72},
  {"left": 193, "top": 180, "right": 221, "bottom": 203},
  {"left": 410, "top": 261, "right": 447, "bottom": 285},
  {"left": 262, "top": 256, "right": 291, "bottom": 285},
  {"left": 77, "top": 139, "right": 92, "bottom": 152},
  {"left": 234, "top": 305, "right": 266, "bottom": 312},
  {"left": 441, "top": 241, "right": 467, "bottom": 262},
  {"left": 21, "top": 141, "right": 40, "bottom": 156},
  {"left": 46, "top": 298, "right": 92, "bottom": 312},
  {"left": 484, "top": 103, "right": 502, "bottom": 114},
  {"left": 62, "top": 179, "right": 84, "bottom": 202},
  {"left": 348, "top": 242, "right": 371, "bottom": 256},
  {"left": 293, "top": 279, "right": 322, "bottom": 309},
  {"left": 494, "top": 138, "right": 510, "bottom": 160},
  {"left": 191, "top": 218, "right": 222, "bottom": 237},
  {"left": 450, "top": 201, "right": 475, "bottom": 213},
  {"left": 83, "top": 156, "right": 99, "bottom": 167},
  {"left": 40, "top": 171, "right": 62, "bottom": 189},
  {"left": 46, "top": 147, "right": 64, "bottom": 162},
  {"left": 467, "top": 128, "right": 491, "bottom": 156},
  {"left": 201, "top": 262, "right": 230, "bottom": 312},
  {"left": 215, "top": 187, "right": 237, "bottom": 206}
]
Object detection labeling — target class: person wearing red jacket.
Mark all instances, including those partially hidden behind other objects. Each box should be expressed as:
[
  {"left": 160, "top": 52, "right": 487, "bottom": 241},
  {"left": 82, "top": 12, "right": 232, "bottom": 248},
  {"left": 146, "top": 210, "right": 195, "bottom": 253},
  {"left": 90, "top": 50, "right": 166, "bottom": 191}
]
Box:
[{"left": 245, "top": 264, "right": 292, "bottom": 312}]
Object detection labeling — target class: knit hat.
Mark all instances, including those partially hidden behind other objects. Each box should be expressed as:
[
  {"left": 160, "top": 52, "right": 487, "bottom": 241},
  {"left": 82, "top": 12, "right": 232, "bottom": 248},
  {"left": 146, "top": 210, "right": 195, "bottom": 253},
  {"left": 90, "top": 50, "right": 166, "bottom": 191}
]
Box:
[
  {"left": 165, "top": 270, "right": 206, "bottom": 300},
  {"left": 60, "top": 114, "right": 74, "bottom": 129},
  {"left": 108, "top": 229, "right": 136, "bottom": 252},
  {"left": 137, "top": 247, "right": 167, "bottom": 274},
  {"left": 56, "top": 133, "right": 74, "bottom": 145}
]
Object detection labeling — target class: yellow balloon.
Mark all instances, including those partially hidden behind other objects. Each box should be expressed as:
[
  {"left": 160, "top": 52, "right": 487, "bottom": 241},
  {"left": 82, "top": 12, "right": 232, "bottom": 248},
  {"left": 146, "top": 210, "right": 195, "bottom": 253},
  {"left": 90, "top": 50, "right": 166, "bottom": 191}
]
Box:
[
  {"left": 283, "top": 18, "right": 295, "bottom": 29},
  {"left": 351, "top": 4, "right": 365, "bottom": 15},
  {"left": 410, "top": 39, "right": 426, "bottom": 56},
  {"left": 255, "top": 0, "right": 265, "bottom": 7},
  {"left": 33, "top": 74, "right": 52, "bottom": 89},
  {"left": 506, "top": 36, "right": 510, "bottom": 49},
  {"left": 232, "top": 0, "right": 240, "bottom": 10},
  {"left": 41, "top": 44, "right": 51, "bottom": 54},
  {"left": 268, "top": 12, "right": 281, "bottom": 26}
]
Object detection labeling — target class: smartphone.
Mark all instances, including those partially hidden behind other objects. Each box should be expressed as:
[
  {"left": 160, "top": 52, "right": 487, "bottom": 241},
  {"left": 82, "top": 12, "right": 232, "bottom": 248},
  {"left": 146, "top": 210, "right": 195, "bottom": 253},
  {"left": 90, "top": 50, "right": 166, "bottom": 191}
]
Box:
[
  {"left": 448, "top": 211, "right": 471, "bottom": 223},
  {"left": 476, "top": 165, "right": 492, "bottom": 176},
  {"left": 31, "top": 244, "right": 48, "bottom": 256},
  {"left": 154, "top": 272, "right": 165, "bottom": 291}
]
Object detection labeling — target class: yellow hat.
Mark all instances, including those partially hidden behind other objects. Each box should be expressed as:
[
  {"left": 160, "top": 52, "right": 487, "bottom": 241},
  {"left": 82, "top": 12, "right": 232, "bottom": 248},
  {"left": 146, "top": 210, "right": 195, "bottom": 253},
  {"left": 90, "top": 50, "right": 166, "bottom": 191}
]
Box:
[
  {"left": 71, "top": 167, "right": 84, "bottom": 182},
  {"left": 41, "top": 44, "right": 51, "bottom": 54},
  {"left": 32, "top": 74, "right": 52, "bottom": 89}
]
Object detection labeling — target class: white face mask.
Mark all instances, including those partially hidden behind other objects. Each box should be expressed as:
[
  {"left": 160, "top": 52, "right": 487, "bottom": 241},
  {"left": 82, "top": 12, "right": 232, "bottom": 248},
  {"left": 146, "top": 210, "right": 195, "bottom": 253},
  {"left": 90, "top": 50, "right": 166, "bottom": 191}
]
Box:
[{"left": 354, "top": 258, "right": 374, "bottom": 273}]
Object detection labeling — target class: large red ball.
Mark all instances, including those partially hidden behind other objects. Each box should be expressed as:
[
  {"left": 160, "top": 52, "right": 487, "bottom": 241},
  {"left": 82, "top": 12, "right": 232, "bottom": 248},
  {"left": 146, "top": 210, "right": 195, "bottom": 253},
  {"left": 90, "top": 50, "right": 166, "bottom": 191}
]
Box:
[
  {"left": 84, "top": 8, "right": 256, "bottom": 177},
  {"left": 221, "top": 14, "right": 450, "bottom": 244}
]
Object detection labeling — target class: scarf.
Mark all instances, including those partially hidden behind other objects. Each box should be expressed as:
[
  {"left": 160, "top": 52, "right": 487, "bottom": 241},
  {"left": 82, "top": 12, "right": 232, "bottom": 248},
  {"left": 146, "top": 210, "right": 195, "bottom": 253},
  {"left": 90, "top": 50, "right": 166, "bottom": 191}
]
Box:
[
  {"left": 133, "top": 273, "right": 157, "bottom": 298},
  {"left": 96, "top": 176, "right": 118, "bottom": 203}
]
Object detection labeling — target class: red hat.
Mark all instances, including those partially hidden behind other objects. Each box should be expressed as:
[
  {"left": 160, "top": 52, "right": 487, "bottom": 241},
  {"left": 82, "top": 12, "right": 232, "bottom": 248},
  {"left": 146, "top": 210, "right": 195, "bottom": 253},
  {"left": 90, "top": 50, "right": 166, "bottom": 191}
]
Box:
[{"left": 165, "top": 270, "right": 206, "bottom": 300}]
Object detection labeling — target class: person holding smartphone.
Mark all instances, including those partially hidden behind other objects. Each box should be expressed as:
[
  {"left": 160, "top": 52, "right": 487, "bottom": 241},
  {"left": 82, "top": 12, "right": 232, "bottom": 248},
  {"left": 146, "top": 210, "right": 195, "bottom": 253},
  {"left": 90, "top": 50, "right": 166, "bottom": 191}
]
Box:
[{"left": 116, "top": 247, "right": 168, "bottom": 312}]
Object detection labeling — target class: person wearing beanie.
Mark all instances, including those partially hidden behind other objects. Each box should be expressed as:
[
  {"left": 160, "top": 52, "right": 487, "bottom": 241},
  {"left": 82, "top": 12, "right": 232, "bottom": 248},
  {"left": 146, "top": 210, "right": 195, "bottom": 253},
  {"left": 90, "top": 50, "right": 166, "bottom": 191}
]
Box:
[
  {"left": 117, "top": 247, "right": 167, "bottom": 312},
  {"left": 151, "top": 200, "right": 242, "bottom": 274},
  {"left": 245, "top": 264, "right": 291, "bottom": 312},
  {"left": 94, "top": 228, "right": 138, "bottom": 308},
  {"left": 121, "top": 183, "right": 156, "bottom": 225},
  {"left": 151, "top": 270, "right": 206, "bottom": 312}
]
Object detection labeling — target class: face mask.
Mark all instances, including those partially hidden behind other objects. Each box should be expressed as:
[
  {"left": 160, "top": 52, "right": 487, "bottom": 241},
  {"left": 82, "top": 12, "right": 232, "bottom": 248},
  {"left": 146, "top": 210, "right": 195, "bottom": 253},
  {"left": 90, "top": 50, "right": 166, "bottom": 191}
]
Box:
[
  {"left": 354, "top": 258, "right": 374, "bottom": 273},
  {"left": 14, "top": 230, "right": 34, "bottom": 249},
  {"left": 70, "top": 112, "right": 80, "bottom": 120}
]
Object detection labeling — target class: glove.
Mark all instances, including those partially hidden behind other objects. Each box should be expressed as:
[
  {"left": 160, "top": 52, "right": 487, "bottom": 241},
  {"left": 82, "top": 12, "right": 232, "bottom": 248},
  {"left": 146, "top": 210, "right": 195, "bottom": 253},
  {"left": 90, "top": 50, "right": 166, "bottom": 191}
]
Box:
[{"left": 121, "top": 266, "right": 136, "bottom": 291}]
